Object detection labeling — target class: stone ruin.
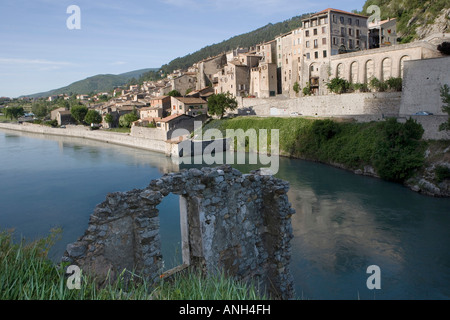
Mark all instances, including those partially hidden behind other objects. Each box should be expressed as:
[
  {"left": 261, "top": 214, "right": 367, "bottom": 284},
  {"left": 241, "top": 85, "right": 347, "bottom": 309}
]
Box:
[{"left": 62, "top": 165, "right": 296, "bottom": 299}]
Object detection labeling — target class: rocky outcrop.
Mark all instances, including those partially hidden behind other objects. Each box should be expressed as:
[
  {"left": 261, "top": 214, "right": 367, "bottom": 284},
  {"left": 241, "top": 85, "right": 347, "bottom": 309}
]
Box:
[{"left": 62, "top": 165, "right": 296, "bottom": 299}]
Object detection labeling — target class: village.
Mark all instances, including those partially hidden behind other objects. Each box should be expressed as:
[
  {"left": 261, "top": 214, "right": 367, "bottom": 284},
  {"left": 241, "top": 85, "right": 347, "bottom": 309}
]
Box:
[{"left": 2, "top": 8, "right": 450, "bottom": 141}]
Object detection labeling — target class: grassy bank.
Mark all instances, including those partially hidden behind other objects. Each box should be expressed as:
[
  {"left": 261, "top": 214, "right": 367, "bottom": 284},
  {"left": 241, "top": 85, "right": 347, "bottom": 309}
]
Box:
[
  {"left": 204, "top": 116, "right": 429, "bottom": 183},
  {"left": 0, "top": 229, "right": 266, "bottom": 300}
]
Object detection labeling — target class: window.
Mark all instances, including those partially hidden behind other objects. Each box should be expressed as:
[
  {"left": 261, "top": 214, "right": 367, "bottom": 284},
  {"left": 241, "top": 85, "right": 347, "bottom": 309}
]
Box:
[
  {"left": 323, "top": 50, "right": 327, "bottom": 58},
  {"left": 340, "top": 16, "right": 344, "bottom": 24},
  {"left": 348, "top": 18, "right": 352, "bottom": 25},
  {"left": 305, "top": 30, "right": 310, "bottom": 37},
  {"left": 356, "top": 40, "right": 360, "bottom": 47},
  {"left": 322, "top": 38, "right": 327, "bottom": 45},
  {"left": 341, "top": 38, "right": 345, "bottom": 45},
  {"left": 341, "top": 27, "right": 345, "bottom": 36},
  {"left": 322, "top": 26, "right": 326, "bottom": 34},
  {"left": 333, "top": 37, "right": 337, "bottom": 45},
  {"left": 349, "top": 28, "right": 353, "bottom": 36},
  {"left": 349, "top": 39, "right": 353, "bottom": 49},
  {"left": 314, "top": 51, "right": 319, "bottom": 59},
  {"left": 304, "top": 21, "right": 309, "bottom": 28},
  {"left": 314, "top": 39, "right": 318, "bottom": 48},
  {"left": 306, "top": 53, "right": 310, "bottom": 60},
  {"left": 356, "top": 19, "right": 360, "bottom": 26},
  {"left": 306, "top": 41, "right": 310, "bottom": 48},
  {"left": 356, "top": 29, "right": 360, "bottom": 38},
  {"left": 332, "top": 15, "right": 337, "bottom": 23},
  {"left": 313, "top": 28, "right": 318, "bottom": 36}
]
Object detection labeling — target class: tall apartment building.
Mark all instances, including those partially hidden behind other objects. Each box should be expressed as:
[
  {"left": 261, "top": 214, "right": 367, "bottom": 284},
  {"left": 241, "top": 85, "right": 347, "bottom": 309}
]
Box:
[{"left": 299, "top": 8, "right": 369, "bottom": 94}]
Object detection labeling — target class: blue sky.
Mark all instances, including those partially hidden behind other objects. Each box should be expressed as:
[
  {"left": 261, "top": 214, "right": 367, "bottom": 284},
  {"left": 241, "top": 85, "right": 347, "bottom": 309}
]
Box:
[{"left": 0, "top": 0, "right": 366, "bottom": 98}]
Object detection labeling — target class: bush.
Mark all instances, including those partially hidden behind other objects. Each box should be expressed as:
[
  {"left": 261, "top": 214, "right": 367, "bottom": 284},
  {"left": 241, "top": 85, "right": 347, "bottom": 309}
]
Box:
[
  {"left": 352, "top": 82, "right": 369, "bottom": 92},
  {"left": 373, "top": 118, "right": 425, "bottom": 182},
  {"left": 302, "top": 82, "right": 312, "bottom": 96},
  {"left": 437, "top": 42, "right": 450, "bottom": 55},
  {"left": 326, "top": 77, "right": 350, "bottom": 94},
  {"left": 435, "top": 166, "right": 450, "bottom": 182},
  {"left": 385, "top": 77, "right": 403, "bottom": 91},
  {"left": 119, "top": 113, "right": 139, "bottom": 128},
  {"left": 369, "top": 77, "right": 388, "bottom": 92}
]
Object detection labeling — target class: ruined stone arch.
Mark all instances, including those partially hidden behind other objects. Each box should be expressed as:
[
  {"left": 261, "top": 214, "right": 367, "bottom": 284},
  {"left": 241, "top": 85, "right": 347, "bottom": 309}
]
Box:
[
  {"left": 63, "top": 165, "right": 296, "bottom": 299},
  {"left": 381, "top": 57, "right": 392, "bottom": 81},
  {"left": 399, "top": 55, "right": 411, "bottom": 78}
]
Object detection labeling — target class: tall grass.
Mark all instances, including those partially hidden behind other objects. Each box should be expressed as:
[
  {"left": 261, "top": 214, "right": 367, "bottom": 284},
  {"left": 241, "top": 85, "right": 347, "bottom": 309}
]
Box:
[{"left": 0, "top": 229, "right": 267, "bottom": 300}]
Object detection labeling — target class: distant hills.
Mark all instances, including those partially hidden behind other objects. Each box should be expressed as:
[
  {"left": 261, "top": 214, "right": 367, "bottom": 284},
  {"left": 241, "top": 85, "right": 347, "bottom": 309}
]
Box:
[{"left": 25, "top": 68, "right": 158, "bottom": 98}]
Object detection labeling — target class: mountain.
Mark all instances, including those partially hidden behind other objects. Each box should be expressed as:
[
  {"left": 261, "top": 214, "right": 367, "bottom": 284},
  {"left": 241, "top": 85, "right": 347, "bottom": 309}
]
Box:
[
  {"left": 25, "top": 68, "right": 158, "bottom": 98},
  {"left": 362, "top": 0, "right": 450, "bottom": 43},
  {"left": 160, "top": 13, "right": 314, "bottom": 74}
]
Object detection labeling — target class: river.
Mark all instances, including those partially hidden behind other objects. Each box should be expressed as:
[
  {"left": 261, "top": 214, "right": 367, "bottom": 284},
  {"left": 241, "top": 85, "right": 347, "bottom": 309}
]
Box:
[{"left": 0, "top": 128, "right": 449, "bottom": 300}]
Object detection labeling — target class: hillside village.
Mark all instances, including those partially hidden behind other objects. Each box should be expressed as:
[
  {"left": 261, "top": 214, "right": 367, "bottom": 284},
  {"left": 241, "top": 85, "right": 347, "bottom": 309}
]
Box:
[{"left": 2, "top": 8, "right": 450, "bottom": 136}]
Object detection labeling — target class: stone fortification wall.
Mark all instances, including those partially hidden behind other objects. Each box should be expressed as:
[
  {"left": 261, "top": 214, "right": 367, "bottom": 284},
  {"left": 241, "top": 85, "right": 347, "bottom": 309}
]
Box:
[
  {"left": 62, "top": 165, "right": 296, "bottom": 299},
  {"left": 400, "top": 56, "right": 450, "bottom": 116},
  {"left": 237, "top": 92, "right": 402, "bottom": 118},
  {"left": 0, "top": 123, "right": 169, "bottom": 154}
]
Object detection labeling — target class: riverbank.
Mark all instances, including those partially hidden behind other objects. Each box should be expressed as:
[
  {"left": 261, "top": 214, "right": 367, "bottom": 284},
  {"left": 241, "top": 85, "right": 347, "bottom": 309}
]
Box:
[
  {"left": 0, "top": 122, "right": 169, "bottom": 154},
  {"left": 1, "top": 118, "right": 449, "bottom": 197},
  {"left": 203, "top": 117, "right": 450, "bottom": 197}
]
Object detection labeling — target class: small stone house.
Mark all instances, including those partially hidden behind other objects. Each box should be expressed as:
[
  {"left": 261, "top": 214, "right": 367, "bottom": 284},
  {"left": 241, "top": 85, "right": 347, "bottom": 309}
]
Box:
[{"left": 170, "top": 97, "right": 208, "bottom": 117}]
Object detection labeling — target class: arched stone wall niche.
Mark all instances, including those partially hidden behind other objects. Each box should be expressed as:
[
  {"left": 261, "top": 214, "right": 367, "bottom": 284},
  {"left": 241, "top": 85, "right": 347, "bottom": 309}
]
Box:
[{"left": 62, "top": 165, "right": 296, "bottom": 299}]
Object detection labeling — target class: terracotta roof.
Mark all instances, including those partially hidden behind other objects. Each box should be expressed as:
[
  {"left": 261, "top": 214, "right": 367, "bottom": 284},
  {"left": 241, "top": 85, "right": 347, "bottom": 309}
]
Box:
[
  {"left": 157, "top": 113, "right": 190, "bottom": 123},
  {"left": 311, "top": 8, "right": 368, "bottom": 19},
  {"left": 172, "top": 97, "right": 207, "bottom": 105}
]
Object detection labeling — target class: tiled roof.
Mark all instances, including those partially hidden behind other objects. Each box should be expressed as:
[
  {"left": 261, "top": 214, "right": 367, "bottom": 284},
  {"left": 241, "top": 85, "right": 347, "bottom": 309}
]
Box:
[
  {"left": 311, "top": 8, "right": 368, "bottom": 18},
  {"left": 172, "top": 97, "right": 207, "bottom": 105}
]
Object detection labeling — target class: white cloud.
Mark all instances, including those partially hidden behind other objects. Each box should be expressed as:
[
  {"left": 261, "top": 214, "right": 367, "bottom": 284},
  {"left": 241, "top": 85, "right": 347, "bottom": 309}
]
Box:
[{"left": 0, "top": 58, "right": 73, "bottom": 66}]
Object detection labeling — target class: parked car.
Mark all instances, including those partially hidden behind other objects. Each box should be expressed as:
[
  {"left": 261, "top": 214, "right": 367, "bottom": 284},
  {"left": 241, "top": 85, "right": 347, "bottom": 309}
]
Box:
[{"left": 413, "top": 111, "right": 434, "bottom": 116}]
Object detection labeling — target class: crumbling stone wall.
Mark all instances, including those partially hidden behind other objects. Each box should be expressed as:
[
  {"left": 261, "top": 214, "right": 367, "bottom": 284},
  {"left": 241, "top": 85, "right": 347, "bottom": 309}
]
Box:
[{"left": 62, "top": 165, "right": 296, "bottom": 299}]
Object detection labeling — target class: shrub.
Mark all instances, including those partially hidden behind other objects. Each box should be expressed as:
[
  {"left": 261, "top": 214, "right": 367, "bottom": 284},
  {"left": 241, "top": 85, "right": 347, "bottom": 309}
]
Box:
[
  {"left": 373, "top": 118, "right": 425, "bottom": 182},
  {"left": 437, "top": 42, "right": 450, "bottom": 55},
  {"left": 435, "top": 166, "right": 450, "bottom": 182},
  {"left": 369, "top": 77, "right": 388, "bottom": 92},
  {"left": 302, "top": 82, "right": 312, "bottom": 96},
  {"left": 352, "top": 82, "right": 369, "bottom": 92},
  {"left": 385, "top": 77, "right": 403, "bottom": 91},
  {"left": 326, "top": 77, "right": 350, "bottom": 94}
]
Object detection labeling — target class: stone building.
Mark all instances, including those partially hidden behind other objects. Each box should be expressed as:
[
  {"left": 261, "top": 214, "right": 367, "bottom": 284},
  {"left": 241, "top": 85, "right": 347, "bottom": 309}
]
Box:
[
  {"left": 369, "top": 18, "right": 398, "bottom": 49},
  {"left": 196, "top": 54, "right": 227, "bottom": 90},
  {"left": 299, "top": 8, "right": 369, "bottom": 95},
  {"left": 170, "top": 73, "right": 197, "bottom": 96},
  {"left": 250, "top": 62, "right": 278, "bottom": 98},
  {"left": 170, "top": 96, "right": 208, "bottom": 117}
]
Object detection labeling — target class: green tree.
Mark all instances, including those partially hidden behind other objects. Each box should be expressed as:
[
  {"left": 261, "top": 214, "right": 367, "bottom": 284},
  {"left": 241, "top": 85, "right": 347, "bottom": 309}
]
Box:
[
  {"left": 70, "top": 105, "right": 88, "bottom": 124},
  {"left": 207, "top": 93, "right": 238, "bottom": 119},
  {"left": 119, "top": 113, "right": 139, "bottom": 128},
  {"left": 4, "top": 106, "right": 25, "bottom": 120},
  {"left": 293, "top": 82, "right": 300, "bottom": 95},
  {"left": 168, "top": 90, "right": 182, "bottom": 97},
  {"left": 104, "top": 113, "right": 114, "bottom": 126},
  {"left": 31, "top": 102, "right": 49, "bottom": 118},
  {"left": 84, "top": 110, "right": 102, "bottom": 125}
]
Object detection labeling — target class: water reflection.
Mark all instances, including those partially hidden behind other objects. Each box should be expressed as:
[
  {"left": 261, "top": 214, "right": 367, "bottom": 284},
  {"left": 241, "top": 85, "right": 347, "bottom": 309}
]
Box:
[{"left": 0, "top": 129, "right": 449, "bottom": 300}]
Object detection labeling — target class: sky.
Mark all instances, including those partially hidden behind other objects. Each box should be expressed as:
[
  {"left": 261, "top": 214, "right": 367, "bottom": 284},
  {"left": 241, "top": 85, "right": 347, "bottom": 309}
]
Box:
[{"left": 0, "top": 0, "right": 367, "bottom": 98}]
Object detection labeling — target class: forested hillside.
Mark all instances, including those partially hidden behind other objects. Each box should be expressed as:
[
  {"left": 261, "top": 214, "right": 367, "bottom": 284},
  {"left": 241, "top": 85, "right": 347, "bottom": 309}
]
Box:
[
  {"left": 159, "top": 13, "right": 313, "bottom": 74},
  {"left": 362, "top": 0, "right": 450, "bottom": 43}
]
